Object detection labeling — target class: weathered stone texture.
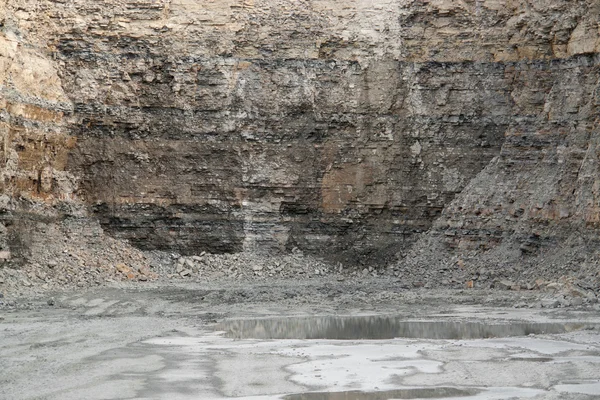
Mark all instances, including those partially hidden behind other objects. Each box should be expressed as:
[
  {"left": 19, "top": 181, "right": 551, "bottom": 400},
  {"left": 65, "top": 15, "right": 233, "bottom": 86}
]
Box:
[{"left": 1, "top": 0, "right": 600, "bottom": 268}]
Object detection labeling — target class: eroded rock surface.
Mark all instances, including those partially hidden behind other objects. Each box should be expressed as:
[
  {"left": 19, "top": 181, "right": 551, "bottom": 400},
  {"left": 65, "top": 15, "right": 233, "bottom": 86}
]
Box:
[{"left": 0, "top": 0, "right": 599, "bottom": 281}]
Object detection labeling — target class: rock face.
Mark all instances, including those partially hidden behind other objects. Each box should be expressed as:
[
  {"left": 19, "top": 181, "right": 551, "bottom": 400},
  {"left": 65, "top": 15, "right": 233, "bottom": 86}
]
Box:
[{"left": 1, "top": 1, "right": 600, "bottom": 270}]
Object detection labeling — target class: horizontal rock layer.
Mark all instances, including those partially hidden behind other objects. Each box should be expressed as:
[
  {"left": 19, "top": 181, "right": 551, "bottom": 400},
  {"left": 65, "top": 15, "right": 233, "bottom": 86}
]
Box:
[{"left": 1, "top": 0, "right": 600, "bottom": 268}]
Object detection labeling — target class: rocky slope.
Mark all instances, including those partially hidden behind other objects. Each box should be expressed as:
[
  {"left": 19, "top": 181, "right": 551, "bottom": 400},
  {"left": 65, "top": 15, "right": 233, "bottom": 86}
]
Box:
[{"left": 0, "top": 0, "right": 599, "bottom": 291}]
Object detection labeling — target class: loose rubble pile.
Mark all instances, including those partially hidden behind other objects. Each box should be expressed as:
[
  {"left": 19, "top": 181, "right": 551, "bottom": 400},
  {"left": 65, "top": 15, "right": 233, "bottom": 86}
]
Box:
[
  {"left": 147, "top": 248, "right": 342, "bottom": 281},
  {"left": 0, "top": 217, "right": 598, "bottom": 309},
  {"left": 2, "top": 245, "right": 599, "bottom": 310},
  {"left": 0, "top": 218, "right": 157, "bottom": 298},
  {"left": 143, "top": 248, "right": 599, "bottom": 309}
]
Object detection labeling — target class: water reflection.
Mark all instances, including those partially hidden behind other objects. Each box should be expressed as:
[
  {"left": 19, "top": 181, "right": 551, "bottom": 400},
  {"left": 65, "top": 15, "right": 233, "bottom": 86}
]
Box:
[
  {"left": 217, "top": 316, "right": 588, "bottom": 340},
  {"left": 283, "top": 387, "right": 479, "bottom": 399}
]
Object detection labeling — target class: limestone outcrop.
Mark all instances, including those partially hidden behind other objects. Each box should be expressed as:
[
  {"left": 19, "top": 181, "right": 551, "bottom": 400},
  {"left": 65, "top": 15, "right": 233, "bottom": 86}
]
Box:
[{"left": 0, "top": 0, "right": 599, "bottom": 278}]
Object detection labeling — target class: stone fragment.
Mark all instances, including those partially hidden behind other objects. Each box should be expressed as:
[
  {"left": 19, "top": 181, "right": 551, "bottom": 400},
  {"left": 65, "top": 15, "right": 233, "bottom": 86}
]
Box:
[
  {"left": 534, "top": 279, "right": 546, "bottom": 289},
  {"left": 571, "top": 297, "right": 584, "bottom": 306},
  {"left": 576, "top": 279, "right": 596, "bottom": 291},
  {"left": 47, "top": 298, "right": 55, "bottom": 306},
  {"left": 496, "top": 280, "right": 515, "bottom": 290},
  {"left": 180, "top": 269, "right": 191, "bottom": 277},
  {"left": 138, "top": 266, "right": 150, "bottom": 275},
  {"left": 541, "top": 298, "right": 560, "bottom": 308},
  {"left": 116, "top": 263, "right": 130, "bottom": 274}
]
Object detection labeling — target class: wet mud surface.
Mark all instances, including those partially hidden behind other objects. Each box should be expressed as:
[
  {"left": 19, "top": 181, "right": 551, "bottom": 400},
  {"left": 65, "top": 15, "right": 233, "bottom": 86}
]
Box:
[{"left": 1, "top": 280, "right": 600, "bottom": 399}]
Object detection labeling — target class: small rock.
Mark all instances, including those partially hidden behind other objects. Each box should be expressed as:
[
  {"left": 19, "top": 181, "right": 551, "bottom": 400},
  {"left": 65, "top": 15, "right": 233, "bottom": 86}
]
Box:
[
  {"left": 47, "top": 261, "right": 58, "bottom": 268},
  {"left": 252, "top": 265, "right": 263, "bottom": 272},
  {"left": 47, "top": 298, "right": 55, "bottom": 306},
  {"left": 545, "top": 282, "right": 560, "bottom": 291},
  {"left": 568, "top": 287, "right": 588, "bottom": 298},
  {"left": 575, "top": 279, "right": 595, "bottom": 291},
  {"left": 496, "top": 280, "right": 515, "bottom": 290},
  {"left": 540, "top": 298, "right": 560, "bottom": 308},
  {"left": 176, "top": 264, "right": 184, "bottom": 273},
  {"left": 559, "top": 299, "right": 571, "bottom": 308},
  {"left": 180, "top": 269, "right": 191, "bottom": 277},
  {"left": 534, "top": 279, "right": 546, "bottom": 289},
  {"left": 362, "top": 268, "right": 369, "bottom": 276},
  {"left": 116, "top": 263, "right": 131, "bottom": 274},
  {"left": 571, "top": 297, "right": 584, "bottom": 306}
]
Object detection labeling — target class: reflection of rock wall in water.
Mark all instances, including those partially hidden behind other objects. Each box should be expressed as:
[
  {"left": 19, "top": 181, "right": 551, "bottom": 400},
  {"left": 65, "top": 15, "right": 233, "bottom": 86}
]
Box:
[
  {"left": 219, "top": 316, "right": 575, "bottom": 340},
  {"left": 1, "top": 1, "right": 600, "bottom": 271}
]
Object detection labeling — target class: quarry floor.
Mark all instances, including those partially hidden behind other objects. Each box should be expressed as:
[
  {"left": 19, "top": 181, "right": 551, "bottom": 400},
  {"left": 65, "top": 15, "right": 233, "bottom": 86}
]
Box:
[{"left": 1, "top": 280, "right": 600, "bottom": 400}]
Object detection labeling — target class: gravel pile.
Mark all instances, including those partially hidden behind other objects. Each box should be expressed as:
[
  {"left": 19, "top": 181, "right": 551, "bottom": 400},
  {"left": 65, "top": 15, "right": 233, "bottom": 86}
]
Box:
[
  {"left": 146, "top": 249, "right": 342, "bottom": 281},
  {"left": 1, "top": 217, "right": 598, "bottom": 310},
  {"left": 0, "top": 218, "right": 156, "bottom": 298}
]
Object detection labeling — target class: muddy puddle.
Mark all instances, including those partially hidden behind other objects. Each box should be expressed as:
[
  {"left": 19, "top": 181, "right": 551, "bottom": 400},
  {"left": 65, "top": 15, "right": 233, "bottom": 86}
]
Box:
[
  {"left": 283, "top": 387, "right": 480, "bottom": 399},
  {"left": 217, "top": 315, "right": 593, "bottom": 340}
]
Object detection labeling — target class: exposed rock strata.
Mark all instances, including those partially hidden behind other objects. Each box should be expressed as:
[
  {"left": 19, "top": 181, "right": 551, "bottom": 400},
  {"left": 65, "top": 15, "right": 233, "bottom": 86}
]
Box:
[{"left": 1, "top": 0, "right": 599, "bottom": 275}]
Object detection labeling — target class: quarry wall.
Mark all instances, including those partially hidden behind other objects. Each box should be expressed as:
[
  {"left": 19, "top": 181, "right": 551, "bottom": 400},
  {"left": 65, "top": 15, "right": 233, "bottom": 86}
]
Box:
[{"left": 1, "top": 0, "right": 599, "bottom": 269}]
